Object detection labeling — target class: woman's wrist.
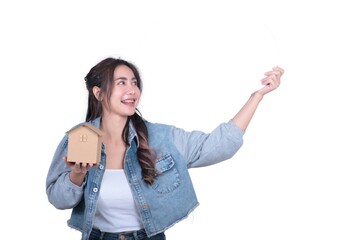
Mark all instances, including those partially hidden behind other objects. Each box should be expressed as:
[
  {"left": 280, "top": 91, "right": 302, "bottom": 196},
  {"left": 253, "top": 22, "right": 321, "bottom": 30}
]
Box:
[
  {"left": 252, "top": 90, "right": 264, "bottom": 100},
  {"left": 69, "top": 170, "right": 86, "bottom": 186}
]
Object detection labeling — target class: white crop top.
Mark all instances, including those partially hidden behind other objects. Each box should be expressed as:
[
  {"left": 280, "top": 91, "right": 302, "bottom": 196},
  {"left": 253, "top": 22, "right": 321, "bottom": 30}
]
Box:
[{"left": 93, "top": 169, "right": 143, "bottom": 232}]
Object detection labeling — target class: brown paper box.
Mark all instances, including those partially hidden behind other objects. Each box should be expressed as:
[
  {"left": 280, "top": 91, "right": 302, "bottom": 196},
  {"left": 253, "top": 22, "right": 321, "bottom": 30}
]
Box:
[{"left": 66, "top": 124, "right": 103, "bottom": 164}]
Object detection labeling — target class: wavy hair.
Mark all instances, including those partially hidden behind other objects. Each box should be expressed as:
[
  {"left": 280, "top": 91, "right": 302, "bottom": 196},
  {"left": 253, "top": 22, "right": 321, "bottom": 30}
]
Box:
[{"left": 84, "top": 57, "right": 157, "bottom": 184}]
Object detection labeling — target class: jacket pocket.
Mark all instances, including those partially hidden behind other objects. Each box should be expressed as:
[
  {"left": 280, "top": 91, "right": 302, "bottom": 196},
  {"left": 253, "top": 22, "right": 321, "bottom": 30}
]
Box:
[{"left": 152, "top": 154, "right": 180, "bottom": 194}]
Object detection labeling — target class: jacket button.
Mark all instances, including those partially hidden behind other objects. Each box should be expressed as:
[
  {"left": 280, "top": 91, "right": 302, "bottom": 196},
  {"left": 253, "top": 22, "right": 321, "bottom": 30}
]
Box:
[{"left": 93, "top": 188, "right": 98, "bottom": 192}]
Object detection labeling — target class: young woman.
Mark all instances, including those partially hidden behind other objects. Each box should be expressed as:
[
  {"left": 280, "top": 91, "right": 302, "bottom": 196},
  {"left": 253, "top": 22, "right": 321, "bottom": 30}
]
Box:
[{"left": 46, "top": 57, "right": 284, "bottom": 240}]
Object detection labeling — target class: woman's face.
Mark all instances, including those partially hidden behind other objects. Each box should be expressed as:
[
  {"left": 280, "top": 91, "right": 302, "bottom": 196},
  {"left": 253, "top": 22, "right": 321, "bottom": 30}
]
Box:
[{"left": 104, "top": 65, "right": 141, "bottom": 118}]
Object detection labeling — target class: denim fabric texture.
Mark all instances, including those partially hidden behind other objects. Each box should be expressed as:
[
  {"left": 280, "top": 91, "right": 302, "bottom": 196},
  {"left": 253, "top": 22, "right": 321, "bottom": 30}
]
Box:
[
  {"left": 46, "top": 117, "right": 244, "bottom": 240},
  {"left": 89, "top": 228, "right": 165, "bottom": 240}
]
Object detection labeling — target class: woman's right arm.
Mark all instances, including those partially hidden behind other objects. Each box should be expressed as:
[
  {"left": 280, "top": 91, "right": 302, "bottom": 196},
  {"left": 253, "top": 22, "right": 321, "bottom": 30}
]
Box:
[{"left": 45, "top": 135, "right": 85, "bottom": 209}]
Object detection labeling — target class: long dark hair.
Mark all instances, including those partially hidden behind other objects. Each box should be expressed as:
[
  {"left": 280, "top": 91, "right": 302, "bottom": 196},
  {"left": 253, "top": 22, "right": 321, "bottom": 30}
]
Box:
[{"left": 84, "top": 57, "right": 157, "bottom": 184}]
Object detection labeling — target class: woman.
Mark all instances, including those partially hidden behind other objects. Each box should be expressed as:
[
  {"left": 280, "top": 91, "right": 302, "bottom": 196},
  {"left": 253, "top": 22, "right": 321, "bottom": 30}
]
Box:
[{"left": 46, "top": 57, "right": 284, "bottom": 240}]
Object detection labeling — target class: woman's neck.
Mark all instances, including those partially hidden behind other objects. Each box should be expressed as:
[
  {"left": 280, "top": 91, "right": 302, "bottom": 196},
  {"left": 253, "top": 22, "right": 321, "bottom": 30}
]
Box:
[{"left": 100, "top": 114, "right": 128, "bottom": 143}]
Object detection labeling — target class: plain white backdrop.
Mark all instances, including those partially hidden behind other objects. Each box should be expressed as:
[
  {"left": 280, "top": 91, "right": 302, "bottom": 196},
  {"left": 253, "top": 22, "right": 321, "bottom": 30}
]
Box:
[{"left": 1, "top": 1, "right": 359, "bottom": 239}]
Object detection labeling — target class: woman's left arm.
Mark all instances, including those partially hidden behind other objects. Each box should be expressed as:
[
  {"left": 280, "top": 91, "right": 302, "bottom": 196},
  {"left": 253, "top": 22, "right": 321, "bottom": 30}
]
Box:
[{"left": 231, "top": 66, "right": 284, "bottom": 131}]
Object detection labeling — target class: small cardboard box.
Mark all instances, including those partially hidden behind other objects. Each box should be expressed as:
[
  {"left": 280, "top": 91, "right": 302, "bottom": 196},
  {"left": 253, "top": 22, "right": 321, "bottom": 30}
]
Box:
[{"left": 66, "top": 124, "right": 103, "bottom": 164}]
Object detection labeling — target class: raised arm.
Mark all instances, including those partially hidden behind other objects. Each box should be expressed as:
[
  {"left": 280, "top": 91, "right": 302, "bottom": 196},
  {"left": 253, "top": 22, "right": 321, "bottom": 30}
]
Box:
[{"left": 231, "top": 66, "right": 284, "bottom": 131}]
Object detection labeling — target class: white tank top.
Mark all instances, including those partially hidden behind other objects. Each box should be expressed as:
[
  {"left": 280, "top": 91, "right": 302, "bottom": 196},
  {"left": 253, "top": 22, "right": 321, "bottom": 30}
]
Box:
[{"left": 93, "top": 169, "right": 143, "bottom": 232}]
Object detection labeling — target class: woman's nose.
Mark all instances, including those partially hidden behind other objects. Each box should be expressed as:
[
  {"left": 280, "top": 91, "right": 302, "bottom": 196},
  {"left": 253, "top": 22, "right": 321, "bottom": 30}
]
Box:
[{"left": 126, "top": 85, "right": 136, "bottom": 95}]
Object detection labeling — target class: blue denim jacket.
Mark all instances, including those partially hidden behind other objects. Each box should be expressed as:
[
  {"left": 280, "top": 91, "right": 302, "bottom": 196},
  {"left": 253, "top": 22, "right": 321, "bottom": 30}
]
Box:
[{"left": 46, "top": 117, "right": 244, "bottom": 240}]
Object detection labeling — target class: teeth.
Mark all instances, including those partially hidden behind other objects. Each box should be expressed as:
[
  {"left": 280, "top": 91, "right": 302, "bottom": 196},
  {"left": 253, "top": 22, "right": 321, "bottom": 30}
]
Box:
[{"left": 122, "top": 99, "right": 135, "bottom": 103}]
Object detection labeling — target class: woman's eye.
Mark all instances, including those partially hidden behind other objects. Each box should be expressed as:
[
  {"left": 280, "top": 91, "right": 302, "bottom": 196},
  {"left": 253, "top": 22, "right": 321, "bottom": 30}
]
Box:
[{"left": 132, "top": 81, "right": 138, "bottom": 86}]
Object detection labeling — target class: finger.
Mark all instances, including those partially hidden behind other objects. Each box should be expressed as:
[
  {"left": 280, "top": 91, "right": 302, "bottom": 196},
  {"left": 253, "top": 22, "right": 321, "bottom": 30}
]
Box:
[
  {"left": 74, "top": 162, "right": 85, "bottom": 172},
  {"left": 80, "top": 163, "right": 88, "bottom": 171},
  {"left": 273, "top": 70, "right": 282, "bottom": 79},
  {"left": 263, "top": 75, "right": 281, "bottom": 90},
  {"left": 261, "top": 75, "right": 275, "bottom": 84},
  {"left": 264, "top": 69, "right": 282, "bottom": 78},
  {"left": 264, "top": 66, "right": 284, "bottom": 77},
  {"left": 265, "top": 78, "right": 275, "bottom": 86},
  {"left": 273, "top": 66, "right": 284, "bottom": 75},
  {"left": 62, "top": 156, "right": 68, "bottom": 165},
  {"left": 86, "top": 163, "right": 94, "bottom": 171},
  {"left": 264, "top": 71, "right": 274, "bottom": 76},
  {"left": 63, "top": 156, "right": 76, "bottom": 168}
]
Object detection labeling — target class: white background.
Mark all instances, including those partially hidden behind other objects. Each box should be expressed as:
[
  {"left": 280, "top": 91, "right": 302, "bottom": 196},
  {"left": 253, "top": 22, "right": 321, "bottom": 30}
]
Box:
[{"left": 1, "top": 0, "right": 359, "bottom": 239}]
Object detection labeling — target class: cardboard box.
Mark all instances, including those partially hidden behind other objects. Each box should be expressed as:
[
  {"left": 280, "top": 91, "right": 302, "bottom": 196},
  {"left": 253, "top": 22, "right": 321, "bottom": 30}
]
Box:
[{"left": 66, "top": 123, "right": 103, "bottom": 164}]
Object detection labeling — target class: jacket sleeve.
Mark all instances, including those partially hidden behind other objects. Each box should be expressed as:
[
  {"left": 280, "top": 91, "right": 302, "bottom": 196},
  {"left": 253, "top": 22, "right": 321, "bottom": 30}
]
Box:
[
  {"left": 171, "top": 120, "right": 245, "bottom": 168},
  {"left": 45, "top": 134, "right": 85, "bottom": 209}
]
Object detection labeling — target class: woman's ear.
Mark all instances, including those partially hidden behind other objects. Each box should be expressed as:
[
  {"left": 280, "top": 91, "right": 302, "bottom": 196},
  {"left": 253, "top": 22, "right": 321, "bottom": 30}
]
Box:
[{"left": 92, "top": 86, "right": 102, "bottom": 101}]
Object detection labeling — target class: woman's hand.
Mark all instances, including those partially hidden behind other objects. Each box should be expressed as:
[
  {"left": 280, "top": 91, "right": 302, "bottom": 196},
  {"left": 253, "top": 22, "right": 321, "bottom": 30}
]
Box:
[
  {"left": 231, "top": 66, "right": 285, "bottom": 131},
  {"left": 63, "top": 156, "right": 98, "bottom": 186},
  {"left": 257, "top": 66, "right": 284, "bottom": 96}
]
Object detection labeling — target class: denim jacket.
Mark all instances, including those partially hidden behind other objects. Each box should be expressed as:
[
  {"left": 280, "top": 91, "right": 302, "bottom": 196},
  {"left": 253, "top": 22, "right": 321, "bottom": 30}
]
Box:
[{"left": 46, "top": 117, "right": 244, "bottom": 240}]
